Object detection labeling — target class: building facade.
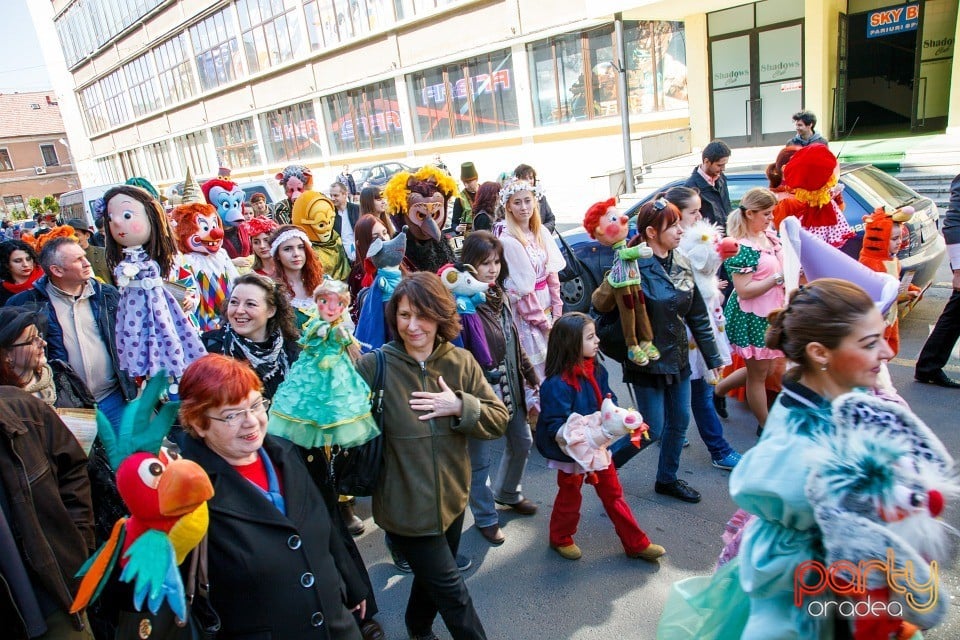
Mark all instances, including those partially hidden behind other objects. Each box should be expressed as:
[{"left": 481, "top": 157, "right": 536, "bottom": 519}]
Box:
[
  {"left": 35, "top": 0, "right": 960, "bottom": 215},
  {"left": 0, "top": 92, "right": 79, "bottom": 219}
]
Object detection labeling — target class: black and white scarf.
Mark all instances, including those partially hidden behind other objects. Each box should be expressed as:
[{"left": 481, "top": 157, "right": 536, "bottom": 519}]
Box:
[{"left": 222, "top": 324, "right": 290, "bottom": 387}]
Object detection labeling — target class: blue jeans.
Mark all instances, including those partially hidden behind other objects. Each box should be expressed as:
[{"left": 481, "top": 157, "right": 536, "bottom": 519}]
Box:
[
  {"left": 468, "top": 409, "right": 533, "bottom": 528},
  {"left": 689, "top": 377, "right": 735, "bottom": 461},
  {"left": 95, "top": 387, "right": 127, "bottom": 436},
  {"left": 611, "top": 372, "right": 691, "bottom": 484}
]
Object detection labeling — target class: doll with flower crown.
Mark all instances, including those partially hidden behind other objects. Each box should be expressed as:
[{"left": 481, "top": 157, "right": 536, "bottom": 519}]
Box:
[
  {"left": 268, "top": 276, "right": 379, "bottom": 449},
  {"left": 102, "top": 185, "right": 206, "bottom": 382}
]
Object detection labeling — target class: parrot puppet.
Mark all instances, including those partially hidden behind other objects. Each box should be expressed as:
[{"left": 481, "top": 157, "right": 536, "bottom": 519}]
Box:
[{"left": 71, "top": 374, "right": 215, "bottom": 622}]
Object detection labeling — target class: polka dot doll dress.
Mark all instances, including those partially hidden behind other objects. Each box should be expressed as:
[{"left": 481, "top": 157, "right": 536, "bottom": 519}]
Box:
[
  {"left": 114, "top": 247, "right": 206, "bottom": 379},
  {"left": 723, "top": 230, "right": 785, "bottom": 360}
]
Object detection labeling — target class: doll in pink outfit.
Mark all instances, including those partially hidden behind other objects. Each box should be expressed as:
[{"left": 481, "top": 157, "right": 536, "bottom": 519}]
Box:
[{"left": 723, "top": 187, "right": 785, "bottom": 430}]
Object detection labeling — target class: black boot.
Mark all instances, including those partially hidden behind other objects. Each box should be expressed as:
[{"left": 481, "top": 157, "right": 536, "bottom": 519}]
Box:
[{"left": 339, "top": 500, "right": 365, "bottom": 536}]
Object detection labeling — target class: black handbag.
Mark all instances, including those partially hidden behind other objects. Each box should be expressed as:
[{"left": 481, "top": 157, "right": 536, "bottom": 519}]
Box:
[
  {"left": 331, "top": 348, "right": 385, "bottom": 497},
  {"left": 555, "top": 229, "right": 586, "bottom": 282},
  {"left": 184, "top": 535, "right": 220, "bottom": 640}
]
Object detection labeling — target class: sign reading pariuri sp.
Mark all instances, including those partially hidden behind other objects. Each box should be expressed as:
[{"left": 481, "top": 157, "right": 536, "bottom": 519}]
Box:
[{"left": 867, "top": 3, "right": 920, "bottom": 39}]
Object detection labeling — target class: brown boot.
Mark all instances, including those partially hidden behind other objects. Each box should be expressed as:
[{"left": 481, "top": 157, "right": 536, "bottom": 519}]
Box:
[{"left": 339, "top": 500, "right": 365, "bottom": 536}]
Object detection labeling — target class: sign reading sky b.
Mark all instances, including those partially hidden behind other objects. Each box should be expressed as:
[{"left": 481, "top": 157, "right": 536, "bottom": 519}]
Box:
[{"left": 867, "top": 3, "right": 920, "bottom": 38}]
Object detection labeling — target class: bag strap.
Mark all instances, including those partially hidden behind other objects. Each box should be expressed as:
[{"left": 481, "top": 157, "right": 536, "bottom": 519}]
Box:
[
  {"left": 372, "top": 348, "right": 385, "bottom": 426},
  {"left": 186, "top": 535, "right": 210, "bottom": 603}
]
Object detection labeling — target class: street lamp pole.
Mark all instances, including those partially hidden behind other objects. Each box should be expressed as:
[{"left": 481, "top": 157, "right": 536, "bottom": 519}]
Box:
[{"left": 614, "top": 13, "right": 635, "bottom": 195}]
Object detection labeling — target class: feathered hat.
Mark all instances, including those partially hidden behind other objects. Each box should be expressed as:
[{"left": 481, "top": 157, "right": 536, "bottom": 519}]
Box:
[{"left": 782, "top": 144, "right": 838, "bottom": 207}]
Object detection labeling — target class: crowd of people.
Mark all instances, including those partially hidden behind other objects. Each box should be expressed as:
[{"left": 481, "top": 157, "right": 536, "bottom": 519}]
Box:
[{"left": 2, "top": 117, "right": 958, "bottom": 640}]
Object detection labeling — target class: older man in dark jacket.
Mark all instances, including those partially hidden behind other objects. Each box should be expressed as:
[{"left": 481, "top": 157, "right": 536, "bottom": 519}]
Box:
[{"left": 0, "top": 387, "right": 95, "bottom": 639}]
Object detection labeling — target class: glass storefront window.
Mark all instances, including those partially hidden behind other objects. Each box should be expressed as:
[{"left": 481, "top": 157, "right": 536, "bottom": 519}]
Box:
[
  {"left": 406, "top": 49, "right": 519, "bottom": 142},
  {"left": 237, "top": 0, "right": 305, "bottom": 74},
  {"left": 191, "top": 9, "right": 243, "bottom": 91},
  {"left": 322, "top": 81, "right": 404, "bottom": 153},
  {"left": 260, "top": 100, "right": 324, "bottom": 163},
  {"left": 155, "top": 35, "right": 198, "bottom": 107},
  {"left": 212, "top": 118, "right": 262, "bottom": 169},
  {"left": 529, "top": 21, "right": 687, "bottom": 126}
]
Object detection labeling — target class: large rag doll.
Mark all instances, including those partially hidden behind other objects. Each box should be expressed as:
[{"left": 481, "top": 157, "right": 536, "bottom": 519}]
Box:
[
  {"left": 584, "top": 198, "right": 659, "bottom": 366},
  {"left": 268, "top": 277, "right": 379, "bottom": 449},
  {"left": 103, "top": 185, "right": 206, "bottom": 382},
  {"left": 554, "top": 396, "right": 649, "bottom": 482},
  {"left": 384, "top": 165, "right": 458, "bottom": 274},
  {"left": 173, "top": 203, "right": 240, "bottom": 332},
  {"left": 292, "top": 190, "right": 351, "bottom": 281},
  {"left": 201, "top": 178, "right": 251, "bottom": 260}
]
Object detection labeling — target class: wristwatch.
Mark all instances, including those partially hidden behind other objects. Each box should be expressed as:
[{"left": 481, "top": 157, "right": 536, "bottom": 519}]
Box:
[{"left": 773, "top": 273, "right": 784, "bottom": 285}]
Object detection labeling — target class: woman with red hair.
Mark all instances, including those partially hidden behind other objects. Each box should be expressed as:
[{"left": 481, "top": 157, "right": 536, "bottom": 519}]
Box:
[
  {"left": 175, "top": 354, "right": 379, "bottom": 639},
  {"left": 268, "top": 224, "right": 324, "bottom": 328},
  {"left": 245, "top": 216, "right": 279, "bottom": 278}
]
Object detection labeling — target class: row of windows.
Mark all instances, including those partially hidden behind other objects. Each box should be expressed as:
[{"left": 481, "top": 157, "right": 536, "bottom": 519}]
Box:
[
  {"left": 80, "top": 18, "right": 686, "bottom": 142},
  {"left": 56, "top": 0, "right": 166, "bottom": 68},
  {"left": 0, "top": 145, "right": 62, "bottom": 172}
]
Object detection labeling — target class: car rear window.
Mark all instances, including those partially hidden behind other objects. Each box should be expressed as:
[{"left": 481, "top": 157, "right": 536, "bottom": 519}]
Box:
[{"left": 842, "top": 166, "right": 920, "bottom": 208}]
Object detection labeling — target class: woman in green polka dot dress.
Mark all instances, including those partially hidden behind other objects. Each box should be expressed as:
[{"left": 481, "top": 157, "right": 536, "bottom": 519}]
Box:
[{"left": 723, "top": 188, "right": 785, "bottom": 429}]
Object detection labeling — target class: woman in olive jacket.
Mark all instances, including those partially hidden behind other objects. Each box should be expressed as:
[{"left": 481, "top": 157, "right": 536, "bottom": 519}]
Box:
[
  {"left": 356, "top": 272, "right": 508, "bottom": 640},
  {"left": 604, "top": 198, "right": 722, "bottom": 505}
]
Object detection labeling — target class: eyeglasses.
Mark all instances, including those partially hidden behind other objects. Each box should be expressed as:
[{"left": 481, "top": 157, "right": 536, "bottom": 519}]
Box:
[
  {"left": 207, "top": 398, "right": 270, "bottom": 428},
  {"left": 9, "top": 335, "right": 45, "bottom": 348}
]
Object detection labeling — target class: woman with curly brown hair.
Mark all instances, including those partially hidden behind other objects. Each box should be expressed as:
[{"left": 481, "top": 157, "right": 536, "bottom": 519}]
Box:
[{"left": 268, "top": 224, "right": 324, "bottom": 328}]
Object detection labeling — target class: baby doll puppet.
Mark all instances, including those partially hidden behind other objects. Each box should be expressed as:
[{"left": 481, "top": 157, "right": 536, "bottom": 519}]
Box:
[
  {"left": 173, "top": 203, "right": 240, "bottom": 332},
  {"left": 103, "top": 186, "right": 206, "bottom": 381},
  {"left": 292, "top": 190, "right": 351, "bottom": 281},
  {"left": 201, "top": 178, "right": 251, "bottom": 260},
  {"left": 355, "top": 228, "right": 407, "bottom": 352},
  {"left": 584, "top": 198, "right": 660, "bottom": 366},
  {"left": 268, "top": 277, "right": 379, "bottom": 449},
  {"left": 555, "top": 396, "right": 648, "bottom": 482}
]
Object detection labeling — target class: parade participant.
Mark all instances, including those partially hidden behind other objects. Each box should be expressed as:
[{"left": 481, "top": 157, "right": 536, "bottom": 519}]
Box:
[
  {"left": 385, "top": 165, "right": 458, "bottom": 274},
  {"left": 269, "top": 224, "right": 324, "bottom": 327},
  {"left": 202, "top": 177, "right": 251, "bottom": 259},
  {"left": 773, "top": 144, "right": 854, "bottom": 249},
  {"left": 348, "top": 214, "right": 391, "bottom": 309},
  {"left": 684, "top": 141, "right": 731, "bottom": 228},
  {"left": 537, "top": 312, "right": 665, "bottom": 561},
  {"left": 499, "top": 177, "right": 565, "bottom": 387},
  {"left": 359, "top": 186, "right": 394, "bottom": 235},
  {"left": 103, "top": 185, "right": 206, "bottom": 383},
  {"left": 460, "top": 232, "right": 540, "bottom": 545},
  {"left": 667, "top": 187, "right": 741, "bottom": 470},
  {"left": 0, "top": 239, "right": 43, "bottom": 306},
  {"left": 723, "top": 187, "right": 785, "bottom": 432},
  {"left": 293, "top": 189, "right": 351, "bottom": 282},
  {"left": 355, "top": 228, "right": 407, "bottom": 352},
  {"left": 330, "top": 181, "right": 360, "bottom": 262},
  {"left": 273, "top": 164, "right": 312, "bottom": 225},
  {"left": 202, "top": 272, "right": 300, "bottom": 399},
  {"left": 584, "top": 197, "right": 659, "bottom": 366},
  {"left": 606, "top": 199, "right": 722, "bottom": 504},
  {"left": 176, "top": 354, "right": 371, "bottom": 640},
  {"left": 249, "top": 192, "right": 270, "bottom": 218},
  {"left": 452, "top": 162, "right": 479, "bottom": 234},
  {"left": 246, "top": 216, "right": 279, "bottom": 278},
  {"left": 470, "top": 182, "right": 500, "bottom": 233},
  {"left": 513, "top": 164, "right": 555, "bottom": 231},
  {"left": 355, "top": 272, "right": 508, "bottom": 640}
]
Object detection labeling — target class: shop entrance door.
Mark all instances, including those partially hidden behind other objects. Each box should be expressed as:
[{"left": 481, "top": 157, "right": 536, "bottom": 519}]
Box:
[{"left": 709, "top": 21, "right": 804, "bottom": 147}]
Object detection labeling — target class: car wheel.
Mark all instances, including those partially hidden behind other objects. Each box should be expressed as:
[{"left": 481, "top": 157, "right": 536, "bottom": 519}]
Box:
[{"left": 560, "top": 269, "right": 597, "bottom": 314}]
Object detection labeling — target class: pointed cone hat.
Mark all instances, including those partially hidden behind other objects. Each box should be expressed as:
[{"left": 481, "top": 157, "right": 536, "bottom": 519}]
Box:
[
  {"left": 780, "top": 216, "right": 899, "bottom": 314},
  {"left": 181, "top": 167, "right": 204, "bottom": 205}
]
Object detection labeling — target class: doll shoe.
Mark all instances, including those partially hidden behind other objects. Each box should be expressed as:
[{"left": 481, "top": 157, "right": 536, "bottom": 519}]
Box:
[
  {"left": 627, "top": 345, "right": 650, "bottom": 366},
  {"left": 642, "top": 341, "right": 661, "bottom": 361}
]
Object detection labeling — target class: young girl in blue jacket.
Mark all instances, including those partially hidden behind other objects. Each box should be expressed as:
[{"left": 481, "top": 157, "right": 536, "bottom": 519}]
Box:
[{"left": 536, "top": 312, "right": 665, "bottom": 561}]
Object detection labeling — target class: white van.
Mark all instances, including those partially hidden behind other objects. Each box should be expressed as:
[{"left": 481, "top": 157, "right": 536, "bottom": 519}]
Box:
[{"left": 59, "top": 184, "right": 123, "bottom": 230}]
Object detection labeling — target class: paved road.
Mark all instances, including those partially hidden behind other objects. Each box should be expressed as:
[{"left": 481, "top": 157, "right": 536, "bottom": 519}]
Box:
[{"left": 351, "top": 261, "right": 960, "bottom": 639}]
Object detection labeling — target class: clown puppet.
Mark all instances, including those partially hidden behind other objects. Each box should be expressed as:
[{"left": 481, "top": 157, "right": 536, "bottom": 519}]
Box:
[
  {"left": 201, "top": 178, "right": 251, "bottom": 260},
  {"left": 585, "top": 198, "right": 660, "bottom": 366},
  {"left": 173, "top": 202, "right": 240, "bottom": 332},
  {"left": 273, "top": 164, "right": 313, "bottom": 225},
  {"left": 384, "top": 165, "right": 458, "bottom": 274},
  {"left": 292, "top": 190, "right": 351, "bottom": 282}
]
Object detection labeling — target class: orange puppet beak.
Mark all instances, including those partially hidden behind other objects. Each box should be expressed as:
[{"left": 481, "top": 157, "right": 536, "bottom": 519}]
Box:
[{"left": 157, "top": 458, "right": 214, "bottom": 517}]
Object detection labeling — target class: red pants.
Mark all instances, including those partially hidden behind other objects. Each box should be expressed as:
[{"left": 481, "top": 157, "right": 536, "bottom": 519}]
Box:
[{"left": 549, "top": 466, "right": 651, "bottom": 554}]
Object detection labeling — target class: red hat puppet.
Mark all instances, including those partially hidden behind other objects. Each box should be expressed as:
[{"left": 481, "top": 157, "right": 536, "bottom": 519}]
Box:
[
  {"left": 584, "top": 198, "right": 659, "bottom": 366},
  {"left": 773, "top": 144, "right": 855, "bottom": 248}
]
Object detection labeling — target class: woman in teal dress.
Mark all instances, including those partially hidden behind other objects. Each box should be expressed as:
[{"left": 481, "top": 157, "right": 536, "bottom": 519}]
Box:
[
  {"left": 268, "top": 276, "right": 378, "bottom": 449},
  {"left": 657, "top": 278, "right": 895, "bottom": 640}
]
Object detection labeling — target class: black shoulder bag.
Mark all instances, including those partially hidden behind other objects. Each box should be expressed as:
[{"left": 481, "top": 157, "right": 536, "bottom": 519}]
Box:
[{"left": 331, "top": 348, "right": 385, "bottom": 497}]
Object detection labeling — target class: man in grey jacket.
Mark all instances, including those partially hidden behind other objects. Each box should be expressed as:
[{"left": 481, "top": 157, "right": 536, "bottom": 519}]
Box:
[{"left": 915, "top": 173, "right": 960, "bottom": 387}]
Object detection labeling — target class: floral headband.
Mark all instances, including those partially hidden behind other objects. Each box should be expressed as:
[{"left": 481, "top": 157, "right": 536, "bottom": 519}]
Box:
[
  {"left": 270, "top": 228, "right": 310, "bottom": 257},
  {"left": 499, "top": 178, "right": 542, "bottom": 208}
]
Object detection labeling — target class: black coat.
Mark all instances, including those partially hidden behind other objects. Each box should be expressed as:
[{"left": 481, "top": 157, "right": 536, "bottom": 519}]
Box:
[
  {"left": 334, "top": 203, "right": 361, "bottom": 240},
  {"left": 685, "top": 167, "right": 731, "bottom": 229},
  {"left": 176, "top": 433, "right": 366, "bottom": 640}
]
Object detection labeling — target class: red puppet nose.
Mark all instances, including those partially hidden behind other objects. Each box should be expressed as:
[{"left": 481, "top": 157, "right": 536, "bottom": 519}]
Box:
[
  {"left": 619, "top": 215, "right": 628, "bottom": 225},
  {"left": 209, "top": 227, "right": 224, "bottom": 240},
  {"left": 928, "top": 489, "right": 944, "bottom": 517}
]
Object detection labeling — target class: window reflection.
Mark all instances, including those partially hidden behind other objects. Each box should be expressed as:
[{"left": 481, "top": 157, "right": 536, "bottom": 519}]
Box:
[
  {"left": 191, "top": 9, "right": 243, "bottom": 91},
  {"left": 260, "top": 101, "right": 325, "bottom": 163},
  {"left": 212, "top": 118, "right": 263, "bottom": 169},
  {"left": 322, "top": 81, "right": 404, "bottom": 153}
]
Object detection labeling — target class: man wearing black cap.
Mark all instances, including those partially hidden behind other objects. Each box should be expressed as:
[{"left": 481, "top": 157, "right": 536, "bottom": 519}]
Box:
[
  {"left": 64, "top": 218, "right": 109, "bottom": 283},
  {"left": 452, "top": 162, "right": 479, "bottom": 235}
]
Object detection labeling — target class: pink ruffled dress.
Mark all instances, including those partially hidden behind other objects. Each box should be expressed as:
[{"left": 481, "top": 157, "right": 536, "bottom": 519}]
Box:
[{"left": 723, "top": 230, "right": 785, "bottom": 360}]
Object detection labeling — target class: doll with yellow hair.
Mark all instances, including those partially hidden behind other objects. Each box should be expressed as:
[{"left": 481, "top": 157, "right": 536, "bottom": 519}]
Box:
[
  {"left": 384, "top": 165, "right": 458, "bottom": 274},
  {"left": 267, "top": 276, "right": 378, "bottom": 449}
]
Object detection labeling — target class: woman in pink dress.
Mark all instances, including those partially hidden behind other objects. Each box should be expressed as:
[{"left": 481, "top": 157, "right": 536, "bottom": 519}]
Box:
[{"left": 723, "top": 188, "right": 785, "bottom": 431}]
